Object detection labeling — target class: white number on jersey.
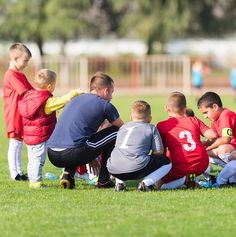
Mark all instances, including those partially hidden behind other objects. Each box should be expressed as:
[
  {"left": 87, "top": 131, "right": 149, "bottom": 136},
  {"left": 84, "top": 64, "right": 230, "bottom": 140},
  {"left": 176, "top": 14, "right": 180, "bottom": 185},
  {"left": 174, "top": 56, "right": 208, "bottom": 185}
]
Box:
[
  {"left": 120, "top": 126, "right": 135, "bottom": 149},
  {"left": 179, "top": 130, "right": 196, "bottom": 151}
]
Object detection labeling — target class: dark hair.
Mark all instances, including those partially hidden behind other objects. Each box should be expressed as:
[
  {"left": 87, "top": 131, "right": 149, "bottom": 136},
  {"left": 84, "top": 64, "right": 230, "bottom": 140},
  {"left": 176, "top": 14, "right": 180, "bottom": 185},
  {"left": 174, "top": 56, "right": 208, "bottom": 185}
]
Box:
[
  {"left": 185, "top": 108, "right": 195, "bottom": 117},
  {"left": 197, "top": 91, "right": 222, "bottom": 108},
  {"left": 167, "top": 91, "right": 186, "bottom": 112},
  {"left": 90, "top": 72, "right": 114, "bottom": 92}
]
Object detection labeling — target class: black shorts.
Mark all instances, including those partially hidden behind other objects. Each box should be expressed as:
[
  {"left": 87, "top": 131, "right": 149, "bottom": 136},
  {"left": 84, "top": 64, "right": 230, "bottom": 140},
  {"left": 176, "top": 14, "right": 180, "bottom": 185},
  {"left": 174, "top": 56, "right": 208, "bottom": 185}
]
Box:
[{"left": 110, "top": 154, "right": 170, "bottom": 181}]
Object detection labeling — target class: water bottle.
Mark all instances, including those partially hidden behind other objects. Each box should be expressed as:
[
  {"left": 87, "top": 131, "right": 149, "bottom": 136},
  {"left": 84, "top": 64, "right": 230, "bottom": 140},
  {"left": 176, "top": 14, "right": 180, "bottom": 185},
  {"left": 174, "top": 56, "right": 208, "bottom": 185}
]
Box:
[{"left": 45, "top": 172, "right": 58, "bottom": 180}]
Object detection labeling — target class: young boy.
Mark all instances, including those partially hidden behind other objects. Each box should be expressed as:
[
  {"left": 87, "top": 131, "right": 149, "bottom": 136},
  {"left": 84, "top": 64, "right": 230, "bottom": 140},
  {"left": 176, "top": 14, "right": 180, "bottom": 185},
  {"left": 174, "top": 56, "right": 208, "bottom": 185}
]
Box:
[
  {"left": 3, "top": 43, "right": 34, "bottom": 181},
  {"left": 156, "top": 92, "right": 217, "bottom": 189},
  {"left": 18, "top": 69, "right": 83, "bottom": 188},
  {"left": 197, "top": 91, "right": 236, "bottom": 186},
  {"left": 47, "top": 72, "right": 124, "bottom": 189},
  {"left": 107, "top": 100, "right": 171, "bottom": 192}
]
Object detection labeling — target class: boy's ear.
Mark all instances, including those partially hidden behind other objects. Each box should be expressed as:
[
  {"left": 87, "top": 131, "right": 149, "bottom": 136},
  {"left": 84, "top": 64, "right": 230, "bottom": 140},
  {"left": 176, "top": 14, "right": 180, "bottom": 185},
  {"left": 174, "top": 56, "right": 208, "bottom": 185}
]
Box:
[
  {"left": 165, "top": 105, "right": 170, "bottom": 112},
  {"left": 147, "top": 115, "right": 152, "bottom": 123},
  {"left": 212, "top": 103, "right": 219, "bottom": 111}
]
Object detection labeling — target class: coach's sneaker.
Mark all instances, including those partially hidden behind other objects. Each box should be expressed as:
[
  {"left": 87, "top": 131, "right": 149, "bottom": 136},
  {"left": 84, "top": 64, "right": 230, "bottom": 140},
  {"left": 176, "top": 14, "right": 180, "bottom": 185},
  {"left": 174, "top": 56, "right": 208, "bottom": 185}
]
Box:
[
  {"left": 60, "top": 172, "right": 75, "bottom": 189},
  {"left": 96, "top": 180, "right": 115, "bottom": 189},
  {"left": 114, "top": 183, "right": 127, "bottom": 192},
  {"left": 137, "top": 182, "right": 155, "bottom": 192}
]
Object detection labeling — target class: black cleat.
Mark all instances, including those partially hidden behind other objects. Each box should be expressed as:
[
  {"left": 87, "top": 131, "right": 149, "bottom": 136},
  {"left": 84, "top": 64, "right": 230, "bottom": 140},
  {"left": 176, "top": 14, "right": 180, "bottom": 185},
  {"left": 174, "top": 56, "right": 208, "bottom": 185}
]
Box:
[
  {"left": 96, "top": 180, "right": 115, "bottom": 189},
  {"left": 14, "top": 173, "right": 28, "bottom": 181},
  {"left": 20, "top": 173, "right": 28, "bottom": 181},
  {"left": 60, "top": 172, "right": 75, "bottom": 189}
]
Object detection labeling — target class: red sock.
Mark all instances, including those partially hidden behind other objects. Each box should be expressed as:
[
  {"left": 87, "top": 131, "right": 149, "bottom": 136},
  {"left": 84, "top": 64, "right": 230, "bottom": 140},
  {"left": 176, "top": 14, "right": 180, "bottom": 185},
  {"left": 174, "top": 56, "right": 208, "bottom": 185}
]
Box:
[{"left": 76, "top": 165, "right": 87, "bottom": 175}]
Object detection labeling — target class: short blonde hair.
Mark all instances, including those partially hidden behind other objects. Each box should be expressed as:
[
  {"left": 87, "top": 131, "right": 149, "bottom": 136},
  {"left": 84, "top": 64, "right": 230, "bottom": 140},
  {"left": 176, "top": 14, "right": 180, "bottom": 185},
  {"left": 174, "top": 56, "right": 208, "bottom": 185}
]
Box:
[
  {"left": 131, "top": 100, "right": 151, "bottom": 120},
  {"left": 34, "top": 69, "right": 56, "bottom": 89},
  {"left": 167, "top": 91, "right": 186, "bottom": 113},
  {"left": 9, "top": 43, "right": 32, "bottom": 59}
]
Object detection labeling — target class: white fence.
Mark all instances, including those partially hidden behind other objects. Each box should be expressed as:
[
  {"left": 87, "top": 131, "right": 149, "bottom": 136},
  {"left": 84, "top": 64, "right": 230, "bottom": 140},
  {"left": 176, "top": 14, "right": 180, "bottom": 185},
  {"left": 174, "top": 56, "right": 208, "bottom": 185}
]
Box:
[{"left": 40, "top": 55, "right": 191, "bottom": 94}]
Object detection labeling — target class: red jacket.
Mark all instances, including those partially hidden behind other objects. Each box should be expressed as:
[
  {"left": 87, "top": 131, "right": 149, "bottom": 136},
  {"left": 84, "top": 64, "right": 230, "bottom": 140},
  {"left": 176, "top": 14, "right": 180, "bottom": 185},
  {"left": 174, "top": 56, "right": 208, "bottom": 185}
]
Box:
[{"left": 18, "top": 90, "right": 56, "bottom": 145}]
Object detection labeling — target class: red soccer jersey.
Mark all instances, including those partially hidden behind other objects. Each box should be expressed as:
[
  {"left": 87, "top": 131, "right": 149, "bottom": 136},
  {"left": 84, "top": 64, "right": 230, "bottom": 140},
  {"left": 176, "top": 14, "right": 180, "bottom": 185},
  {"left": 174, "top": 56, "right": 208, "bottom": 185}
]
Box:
[
  {"left": 211, "top": 108, "right": 236, "bottom": 148},
  {"left": 157, "top": 116, "right": 209, "bottom": 183},
  {"left": 3, "top": 69, "right": 34, "bottom": 138}
]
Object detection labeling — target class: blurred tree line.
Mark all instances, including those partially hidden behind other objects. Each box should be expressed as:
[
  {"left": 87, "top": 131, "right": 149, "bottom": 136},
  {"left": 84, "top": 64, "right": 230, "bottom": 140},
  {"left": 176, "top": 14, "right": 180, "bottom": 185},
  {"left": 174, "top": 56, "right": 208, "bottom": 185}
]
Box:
[{"left": 1, "top": 0, "right": 236, "bottom": 56}]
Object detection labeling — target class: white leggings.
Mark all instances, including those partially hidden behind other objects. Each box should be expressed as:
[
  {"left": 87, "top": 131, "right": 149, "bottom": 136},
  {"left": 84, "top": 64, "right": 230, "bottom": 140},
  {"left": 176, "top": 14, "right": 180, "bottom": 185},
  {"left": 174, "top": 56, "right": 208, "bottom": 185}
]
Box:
[{"left": 8, "top": 138, "right": 23, "bottom": 179}]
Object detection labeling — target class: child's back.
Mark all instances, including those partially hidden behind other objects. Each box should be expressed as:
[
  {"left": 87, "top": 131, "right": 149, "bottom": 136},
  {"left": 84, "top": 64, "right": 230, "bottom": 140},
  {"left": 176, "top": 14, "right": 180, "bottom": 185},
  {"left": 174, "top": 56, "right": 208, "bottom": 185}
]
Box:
[
  {"left": 156, "top": 91, "right": 216, "bottom": 187},
  {"left": 157, "top": 116, "right": 209, "bottom": 173},
  {"left": 108, "top": 120, "right": 162, "bottom": 174}
]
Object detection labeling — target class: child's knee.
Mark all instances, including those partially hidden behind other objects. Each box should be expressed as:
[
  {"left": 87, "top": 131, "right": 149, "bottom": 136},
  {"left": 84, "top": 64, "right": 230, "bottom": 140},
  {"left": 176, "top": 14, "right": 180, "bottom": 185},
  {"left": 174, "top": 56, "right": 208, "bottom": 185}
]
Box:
[{"left": 217, "top": 145, "right": 234, "bottom": 155}]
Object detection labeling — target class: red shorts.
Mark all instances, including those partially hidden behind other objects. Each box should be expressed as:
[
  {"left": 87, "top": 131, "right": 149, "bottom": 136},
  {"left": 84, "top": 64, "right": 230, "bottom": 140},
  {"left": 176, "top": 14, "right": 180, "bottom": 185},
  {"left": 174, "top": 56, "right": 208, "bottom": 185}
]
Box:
[
  {"left": 7, "top": 131, "right": 23, "bottom": 140},
  {"left": 162, "top": 162, "right": 208, "bottom": 183}
]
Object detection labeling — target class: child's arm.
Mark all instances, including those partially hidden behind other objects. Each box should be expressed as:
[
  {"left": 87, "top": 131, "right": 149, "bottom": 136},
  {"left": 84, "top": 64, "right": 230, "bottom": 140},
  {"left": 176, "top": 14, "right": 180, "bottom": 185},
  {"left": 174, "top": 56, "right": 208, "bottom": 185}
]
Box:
[
  {"left": 151, "top": 126, "right": 164, "bottom": 155},
  {"left": 44, "top": 89, "right": 84, "bottom": 115},
  {"left": 202, "top": 128, "right": 217, "bottom": 147},
  {"left": 205, "top": 136, "right": 231, "bottom": 151}
]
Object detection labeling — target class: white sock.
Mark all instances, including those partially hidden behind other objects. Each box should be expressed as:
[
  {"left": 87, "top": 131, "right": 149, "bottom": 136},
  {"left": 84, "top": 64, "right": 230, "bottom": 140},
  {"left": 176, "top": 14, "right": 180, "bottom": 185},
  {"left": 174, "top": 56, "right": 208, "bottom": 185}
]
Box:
[
  {"left": 143, "top": 163, "right": 172, "bottom": 186},
  {"left": 8, "top": 138, "right": 23, "bottom": 179},
  {"left": 161, "top": 177, "right": 186, "bottom": 189}
]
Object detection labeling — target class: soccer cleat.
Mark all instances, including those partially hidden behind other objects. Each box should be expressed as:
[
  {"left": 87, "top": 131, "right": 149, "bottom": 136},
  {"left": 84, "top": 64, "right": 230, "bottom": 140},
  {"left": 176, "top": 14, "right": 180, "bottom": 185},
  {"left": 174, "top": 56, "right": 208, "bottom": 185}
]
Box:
[
  {"left": 96, "top": 180, "right": 115, "bottom": 189},
  {"left": 199, "top": 180, "right": 212, "bottom": 189},
  {"left": 60, "top": 172, "right": 75, "bottom": 189},
  {"left": 14, "top": 174, "right": 23, "bottom": 181},
  {"left": 29, "top": 181, "right": 46, "bottom": 189},
  {"left": 20, "top": 173, "right": 28, "bottom": 181},
  {"left": 14, "top": 173, "right": 28, "bottom": 181},
  {"left": 187, "top": 173, "right": 197, "bottom": 189},
  {"left": 137, "top": 182, "right": 155, "bottom": 192},
  {"left": 114, "top": 183, "right": 127, "bottom": 192}
]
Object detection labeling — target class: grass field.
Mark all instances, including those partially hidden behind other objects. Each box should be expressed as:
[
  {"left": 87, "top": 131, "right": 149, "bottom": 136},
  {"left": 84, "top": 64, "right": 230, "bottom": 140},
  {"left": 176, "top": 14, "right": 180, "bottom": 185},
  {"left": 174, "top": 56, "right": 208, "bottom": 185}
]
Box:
[{"left": 1, "top": 94, "right": 236, "bottom": 237}]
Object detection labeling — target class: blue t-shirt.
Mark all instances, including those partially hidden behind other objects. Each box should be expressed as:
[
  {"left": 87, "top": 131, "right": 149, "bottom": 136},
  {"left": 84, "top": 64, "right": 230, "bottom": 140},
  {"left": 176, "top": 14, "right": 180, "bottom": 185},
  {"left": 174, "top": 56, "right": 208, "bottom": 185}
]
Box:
[{"left": 47, "top": 93, "right": 120, "bottom": 148}]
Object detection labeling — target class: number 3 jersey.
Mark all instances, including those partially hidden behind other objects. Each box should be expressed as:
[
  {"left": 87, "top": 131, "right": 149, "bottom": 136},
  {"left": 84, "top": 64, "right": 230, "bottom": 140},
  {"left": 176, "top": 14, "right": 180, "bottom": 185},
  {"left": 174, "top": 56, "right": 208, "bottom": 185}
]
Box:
[
  {"left": 156, "top": 116, "right": 209, "bottom": 172},
  {"left": 107, "top": 121, "right": 163, "bottom": 174}
]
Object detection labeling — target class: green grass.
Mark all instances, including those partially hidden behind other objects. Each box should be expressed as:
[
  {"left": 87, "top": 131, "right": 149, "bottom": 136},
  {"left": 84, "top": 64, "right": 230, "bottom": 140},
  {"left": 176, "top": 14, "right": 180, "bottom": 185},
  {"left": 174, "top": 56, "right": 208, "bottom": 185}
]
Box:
[{"left": 1, "top": 94, "right": 236, "bottom": 237}]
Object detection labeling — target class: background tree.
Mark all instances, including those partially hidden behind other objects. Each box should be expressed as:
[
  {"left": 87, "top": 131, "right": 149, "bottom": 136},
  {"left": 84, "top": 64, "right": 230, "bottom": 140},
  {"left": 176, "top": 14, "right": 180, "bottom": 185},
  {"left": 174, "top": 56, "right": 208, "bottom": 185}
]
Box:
[
  {"left": 188, "top": 0, "right": 236, "bottom": 37},
  {"left": 121, "top": 0, "right": 191, "bottom": 54},
  {"left": 43, "top": 0, "right": 91, "bottom": 55},
  {"left": 0, "top": 0, "right": 47, "bottom": 55}
]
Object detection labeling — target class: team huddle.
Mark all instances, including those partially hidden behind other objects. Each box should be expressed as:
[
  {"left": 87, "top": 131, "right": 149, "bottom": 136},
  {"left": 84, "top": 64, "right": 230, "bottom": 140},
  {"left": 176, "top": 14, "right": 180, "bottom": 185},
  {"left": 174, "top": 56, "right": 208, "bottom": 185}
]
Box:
[{"left": 3, "top": 43, "right": 236, "bottom": 191}]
